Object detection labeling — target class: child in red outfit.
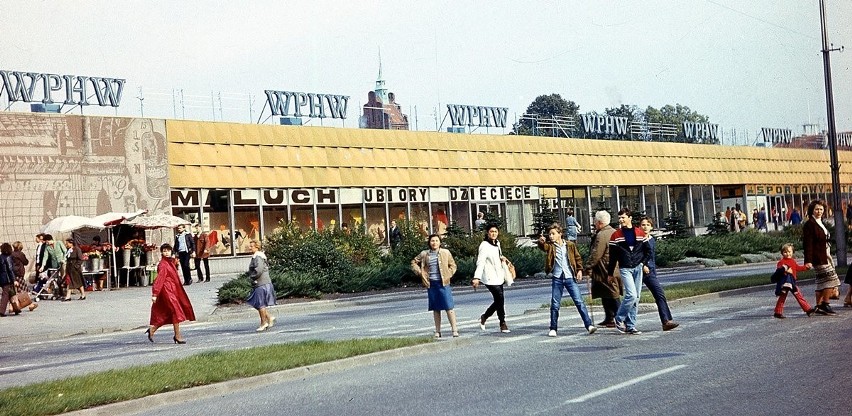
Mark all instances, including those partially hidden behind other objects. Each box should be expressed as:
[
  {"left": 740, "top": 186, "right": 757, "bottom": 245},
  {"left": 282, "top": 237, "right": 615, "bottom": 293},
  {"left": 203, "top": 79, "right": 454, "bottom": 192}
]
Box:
[{"left": 774, "top": 244, "right": 815, "bottom": 318}]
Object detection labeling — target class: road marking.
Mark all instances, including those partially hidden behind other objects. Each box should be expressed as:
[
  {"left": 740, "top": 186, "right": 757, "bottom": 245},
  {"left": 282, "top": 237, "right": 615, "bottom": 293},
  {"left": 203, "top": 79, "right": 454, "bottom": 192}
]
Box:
[
  {"left": 492, "top": 334, "right": 534, "bottom": 343},
  {"left": 565, "top": 364, "right": 687, "bottom": 403},
  {"left": 369, "top": 324, "right": 414, "bottom": 332}
]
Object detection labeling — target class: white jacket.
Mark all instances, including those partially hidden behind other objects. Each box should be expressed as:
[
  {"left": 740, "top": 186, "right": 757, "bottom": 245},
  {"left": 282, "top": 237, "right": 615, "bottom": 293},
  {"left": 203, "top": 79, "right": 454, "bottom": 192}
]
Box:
[{"left": 473, "top": 240, "right": 505, "bottom": 285}]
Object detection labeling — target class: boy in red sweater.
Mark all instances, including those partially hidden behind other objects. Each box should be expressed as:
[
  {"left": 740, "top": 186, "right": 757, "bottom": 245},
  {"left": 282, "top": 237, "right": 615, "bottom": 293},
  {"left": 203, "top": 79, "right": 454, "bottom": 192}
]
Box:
[{"left": 774, "top": 244, "right": 815, "bottom": 318}]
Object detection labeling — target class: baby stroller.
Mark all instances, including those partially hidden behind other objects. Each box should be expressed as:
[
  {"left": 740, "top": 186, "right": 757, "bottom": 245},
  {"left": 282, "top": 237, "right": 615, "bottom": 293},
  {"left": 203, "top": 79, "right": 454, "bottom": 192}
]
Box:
[{"left": 30, "top": 268, "right": 64, "bottom": 301}]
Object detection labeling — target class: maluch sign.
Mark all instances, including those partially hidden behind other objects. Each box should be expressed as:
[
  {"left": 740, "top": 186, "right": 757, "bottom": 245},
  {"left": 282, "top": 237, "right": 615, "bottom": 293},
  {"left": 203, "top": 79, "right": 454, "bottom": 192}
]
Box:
[{"left": 0, "top": 69, "right": 125, "bottom": 107}]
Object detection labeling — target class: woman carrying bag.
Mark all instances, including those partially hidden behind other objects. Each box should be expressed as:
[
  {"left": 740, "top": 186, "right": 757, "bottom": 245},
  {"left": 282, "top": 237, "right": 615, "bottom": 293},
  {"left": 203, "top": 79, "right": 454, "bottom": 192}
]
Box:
[{"left": 472, "top": 225, "right": 512, "bottom": 333}]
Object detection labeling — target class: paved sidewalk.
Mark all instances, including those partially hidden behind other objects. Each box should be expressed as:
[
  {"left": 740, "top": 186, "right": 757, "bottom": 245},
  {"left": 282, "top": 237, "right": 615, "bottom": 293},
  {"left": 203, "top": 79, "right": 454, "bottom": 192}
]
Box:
[
  {"left": 0, "top": 274, "right": 238, "bottom": 343},
  {"left": 0, "top": 273, "right": 553, "bottom": 344}
]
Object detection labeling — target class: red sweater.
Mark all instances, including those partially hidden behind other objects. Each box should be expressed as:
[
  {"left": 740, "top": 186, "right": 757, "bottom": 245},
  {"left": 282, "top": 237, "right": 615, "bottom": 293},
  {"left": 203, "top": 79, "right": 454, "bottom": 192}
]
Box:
[{"left": 776, "top": 257, "right": 807, "bottom": 279}]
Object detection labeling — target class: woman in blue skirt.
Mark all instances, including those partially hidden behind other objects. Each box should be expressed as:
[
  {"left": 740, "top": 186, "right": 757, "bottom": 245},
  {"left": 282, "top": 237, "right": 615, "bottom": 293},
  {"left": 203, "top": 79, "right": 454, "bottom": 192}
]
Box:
[
  {"left": 412, "top": 234, "right": 458, "bottom": 338},
  {"left": 246, "top": 240, "right": 277, "bottom": 332}
]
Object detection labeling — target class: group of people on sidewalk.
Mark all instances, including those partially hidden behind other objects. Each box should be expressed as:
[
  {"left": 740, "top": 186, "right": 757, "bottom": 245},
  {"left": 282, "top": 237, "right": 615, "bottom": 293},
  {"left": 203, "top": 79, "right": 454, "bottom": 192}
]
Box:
[
  {"left": 1, "top": 233, "right": 94, "bottom": 317},
  {"left": 411, "top": 210, "right": 680, "bottom": 338}
]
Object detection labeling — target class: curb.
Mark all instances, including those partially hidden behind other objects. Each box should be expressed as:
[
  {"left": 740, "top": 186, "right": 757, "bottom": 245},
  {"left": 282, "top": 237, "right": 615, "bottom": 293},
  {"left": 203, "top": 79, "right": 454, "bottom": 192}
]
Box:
[{"left": 66, "top": 337, "right": 473, "bottom": 416}]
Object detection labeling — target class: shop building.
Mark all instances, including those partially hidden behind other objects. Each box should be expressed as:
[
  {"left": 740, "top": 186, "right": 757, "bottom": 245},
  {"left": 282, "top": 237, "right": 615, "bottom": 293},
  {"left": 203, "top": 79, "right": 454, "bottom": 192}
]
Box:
[{"left": 3, "top": 112, "right": 852, "bottom": 274}]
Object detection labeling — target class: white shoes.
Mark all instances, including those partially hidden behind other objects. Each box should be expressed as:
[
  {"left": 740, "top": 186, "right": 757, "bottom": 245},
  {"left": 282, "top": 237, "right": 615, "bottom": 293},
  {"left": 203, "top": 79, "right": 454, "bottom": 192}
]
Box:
[
  {"left": 268, "top": 316, "right": 276, "bottom": 328},
  {"left": 587, "top": 325, "right": 597, "bottom": 334},
  {"left": 548, "top": 330, "right": 557, "bottom": 337},
  {"left": 256, "top": 323, "right": 269, "bottom": 332}
]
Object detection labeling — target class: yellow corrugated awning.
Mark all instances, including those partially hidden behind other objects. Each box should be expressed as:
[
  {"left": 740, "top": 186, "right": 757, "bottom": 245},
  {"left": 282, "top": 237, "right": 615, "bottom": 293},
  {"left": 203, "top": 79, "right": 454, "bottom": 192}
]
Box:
[{"left": 165, "top": 119, "right": 852, "bottom": 189}]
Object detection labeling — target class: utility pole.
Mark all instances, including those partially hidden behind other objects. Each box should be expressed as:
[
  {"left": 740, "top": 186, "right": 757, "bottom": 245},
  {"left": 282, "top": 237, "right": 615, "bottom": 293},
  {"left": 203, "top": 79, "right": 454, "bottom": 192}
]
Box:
[{"left": 819, "top": 0, "right": 846, "bottom": 266}]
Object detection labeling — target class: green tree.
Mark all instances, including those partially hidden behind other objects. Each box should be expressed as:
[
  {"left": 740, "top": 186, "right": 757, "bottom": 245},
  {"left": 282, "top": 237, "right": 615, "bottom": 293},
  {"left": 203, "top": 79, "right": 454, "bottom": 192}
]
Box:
[
  {"left": 705, "top": 211, "right": 731, "bottom": 236},
  {"left": 645, "top": 104, "right": 714, "bottom": 144},
  {"left": 662, "top": 210, "right": 690, "bottom": 239},
  {"left": 604, "top": 104, "right": 643, "bottom": 140},
  {"left": 513, "top": 94, "right": 580, "bottom": 137},
  {"left": 530, "top": 197, "right": 559, "bottom": 237}
]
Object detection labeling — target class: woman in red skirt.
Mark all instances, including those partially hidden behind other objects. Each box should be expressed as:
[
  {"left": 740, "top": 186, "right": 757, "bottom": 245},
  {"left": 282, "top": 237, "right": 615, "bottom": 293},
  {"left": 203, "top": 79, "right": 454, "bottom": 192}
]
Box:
[{"left": 146, "top": 243, "right": 196, "bottom": 344}]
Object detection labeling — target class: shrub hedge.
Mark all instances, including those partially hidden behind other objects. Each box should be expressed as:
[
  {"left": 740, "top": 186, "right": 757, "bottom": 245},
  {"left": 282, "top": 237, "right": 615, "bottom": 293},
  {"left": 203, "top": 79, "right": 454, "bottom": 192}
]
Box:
[{"left": 216, "top": 221, "right": 816, "bottom": 305}]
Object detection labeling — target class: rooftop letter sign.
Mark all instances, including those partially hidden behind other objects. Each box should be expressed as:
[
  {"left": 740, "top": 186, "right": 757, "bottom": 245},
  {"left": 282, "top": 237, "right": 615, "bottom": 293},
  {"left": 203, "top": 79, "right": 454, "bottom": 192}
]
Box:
[
  {"left": 761, "top": 128, "right": 792, "bottom": 145},
  {"left": 447, "top": 104, "right": 508, "bottom": 128},
  {"left": 682, "top": 122, "right": 718, "bottom": 141},
  {"left": 0, "top": 70, "right": 125, "bottom": 107},
  {"left": 581, "top": 114, "right": 629, "bottom": 136},
  {"left": 264, "top": 90, "right": 350, "bottom": 119}
]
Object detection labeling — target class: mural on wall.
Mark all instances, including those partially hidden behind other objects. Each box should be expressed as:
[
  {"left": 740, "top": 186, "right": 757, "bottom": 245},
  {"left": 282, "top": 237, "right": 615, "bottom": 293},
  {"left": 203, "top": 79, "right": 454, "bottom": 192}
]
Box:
[{"left": 0, "top": 113, "right": 169, "bottom": 245}]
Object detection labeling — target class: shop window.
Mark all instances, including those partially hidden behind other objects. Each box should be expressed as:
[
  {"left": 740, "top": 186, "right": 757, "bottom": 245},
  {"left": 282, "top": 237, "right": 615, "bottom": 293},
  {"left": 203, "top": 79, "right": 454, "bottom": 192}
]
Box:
[
  {"left": 290, "top": 206, "right": 314, "bottom": 231},
  {"left": 505, "top": 201, "right": 523, "bottom": 236},
  {"left": 523, "top": 200, "right": 536, "bottom": 236},
  {"left": 233, "top": 206, "right": 260, "bottom": 255},
  {"left": 450, "top": 202, "right": 471, "bottom": 232},
  {"left": 389, "top": 203, "right": 407, "bottom": 223},
  {"left": 590, "top": 186, "right": 616, "bottom": 213},
  {"left": 172, "top": 208, "right": 200, "bottom": 227},
  {"left": 410, "top": 202, "right": 429, "bottom": 238},
  {"left": 342, "top": 205, "right": 365, "bottom": 232},
  {"left": 365, "top": 205, "right": 387, "bottom": 245},
  {"left": 262, "top": 207, "right": 289, "bottom": 237},
  {"left": 643, "top": 186, "right": 665, "bottom": 224},
  {"left": 431, "top": 202, "right": 450, "bottom": 235},
  {"left": 669, "top": 186, "right": 690, "bottom": 226},
  {"left": 316, "top": 205, "right": 340, "bottom": 231},
  {"left": 618, "top": 186, "right": 642, "bottom": 214},
  {"left": 207, "top": 190, "right": 232, "bottom": 257}
]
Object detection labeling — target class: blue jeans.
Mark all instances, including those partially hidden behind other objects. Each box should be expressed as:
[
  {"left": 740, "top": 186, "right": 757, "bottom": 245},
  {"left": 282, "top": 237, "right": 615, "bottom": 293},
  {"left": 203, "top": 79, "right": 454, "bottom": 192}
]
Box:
[
  {"left": 550, "top": 275, "right": 592, "bottom": 330},
  {"left": 643, "top": 270, "right": 672, "bottom": 324},
  {"left": 616, "top": 265, "right": 644, "bottom": 330}
]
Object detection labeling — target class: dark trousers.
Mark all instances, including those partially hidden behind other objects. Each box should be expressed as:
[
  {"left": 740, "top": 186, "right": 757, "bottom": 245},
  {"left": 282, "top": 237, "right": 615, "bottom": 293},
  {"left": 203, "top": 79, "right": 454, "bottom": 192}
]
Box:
[
  {"left": 178, "top": 251, "right": 192, "bottom": 284},
  {"left": 194, "top": 257, "right": 210, "bottom": 282},
  {"left": 643, "top": 271, "right": 672, "bottom": 324},
  {"left": 601, "top": 297, "right": 621, "bottom": 323},
  {"left": 482, "top": 284, "right": 506, "bottom": 323}
]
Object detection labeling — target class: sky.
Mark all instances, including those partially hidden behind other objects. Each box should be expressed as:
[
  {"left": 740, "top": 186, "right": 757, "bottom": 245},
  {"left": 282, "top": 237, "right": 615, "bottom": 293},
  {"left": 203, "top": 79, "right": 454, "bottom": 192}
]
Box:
[{"left": 1, "top": 0, "right": 851, "bottom": 145}]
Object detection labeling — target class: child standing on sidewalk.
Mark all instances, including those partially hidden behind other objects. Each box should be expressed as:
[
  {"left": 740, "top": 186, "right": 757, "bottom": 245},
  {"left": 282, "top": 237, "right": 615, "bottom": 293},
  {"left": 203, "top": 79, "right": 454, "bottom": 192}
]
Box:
[{"left": 773, "top": 243, "right": 815, "bottom": 318}]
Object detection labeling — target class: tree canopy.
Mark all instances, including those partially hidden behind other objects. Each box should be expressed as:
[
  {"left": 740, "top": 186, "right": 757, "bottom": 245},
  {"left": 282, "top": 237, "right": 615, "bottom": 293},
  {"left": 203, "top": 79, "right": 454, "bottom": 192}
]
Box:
[
  {"left": 512, "top": 93, "right": 579, "bottom": 136},
  {"left": 514, "top": 94, "right": 714, "bottom": 144}
]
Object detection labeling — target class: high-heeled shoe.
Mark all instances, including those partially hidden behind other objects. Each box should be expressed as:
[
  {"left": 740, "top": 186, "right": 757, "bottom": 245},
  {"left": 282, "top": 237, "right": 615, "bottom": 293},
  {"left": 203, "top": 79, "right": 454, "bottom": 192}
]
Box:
[
  {"left": 268, "top": 316, "right": 276, "bottom": 328},
  {"left": 145, "top": 328, "right": 153, "bottom": 343},
  {"left": 173, "top": 336, "right": 186, "bottom": 344},
  {"left": 256, "top": 323, "right": 269, "bottom": 332}
]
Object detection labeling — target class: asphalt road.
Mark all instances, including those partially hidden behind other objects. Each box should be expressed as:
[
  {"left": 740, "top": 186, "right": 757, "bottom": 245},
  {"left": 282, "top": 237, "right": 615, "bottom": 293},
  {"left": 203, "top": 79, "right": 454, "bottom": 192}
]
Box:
[
  {"left": 0, "top": 262, "right": 785, "bottom": 390},
  {"left": 128, "top": 283, "right": 851, "bottom": 416},
  {"left": 5, "top": 261, "right": 848, "bottom": 415}
]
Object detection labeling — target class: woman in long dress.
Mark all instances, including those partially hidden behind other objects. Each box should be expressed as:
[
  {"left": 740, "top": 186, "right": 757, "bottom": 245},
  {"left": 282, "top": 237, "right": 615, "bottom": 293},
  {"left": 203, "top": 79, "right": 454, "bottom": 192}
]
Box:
[
  {"left": 147, "top": 243, "right": 196, "bottom": 343},
  {"left": 62, "top": 239, "right": 86, "bottom": 301},
  {"left": 802, "top": 200, "right": 841, "bottom": 315}
]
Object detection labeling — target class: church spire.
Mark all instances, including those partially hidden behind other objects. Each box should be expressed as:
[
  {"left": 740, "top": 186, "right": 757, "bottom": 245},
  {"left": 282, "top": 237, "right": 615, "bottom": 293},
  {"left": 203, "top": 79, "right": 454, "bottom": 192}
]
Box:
[{"left": 375, "top": 47, "right": 388, "bottom": 103}]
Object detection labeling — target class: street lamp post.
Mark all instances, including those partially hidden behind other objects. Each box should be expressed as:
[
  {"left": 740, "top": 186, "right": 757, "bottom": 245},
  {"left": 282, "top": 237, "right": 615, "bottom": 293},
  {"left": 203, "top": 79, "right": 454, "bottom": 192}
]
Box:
[{"left": 819, "top": 0, "right": 846, "bottom": 267}]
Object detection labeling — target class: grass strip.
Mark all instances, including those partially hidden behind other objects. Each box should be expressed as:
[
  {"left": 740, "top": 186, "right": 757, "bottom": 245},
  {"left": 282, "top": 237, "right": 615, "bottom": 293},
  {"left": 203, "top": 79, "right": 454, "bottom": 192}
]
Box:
[
  {"left": 553, "top": 268, "right": 832, "bottom": 308},
  {"left": 0, "top": 337, "right": 430, "bottom": 416}
]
